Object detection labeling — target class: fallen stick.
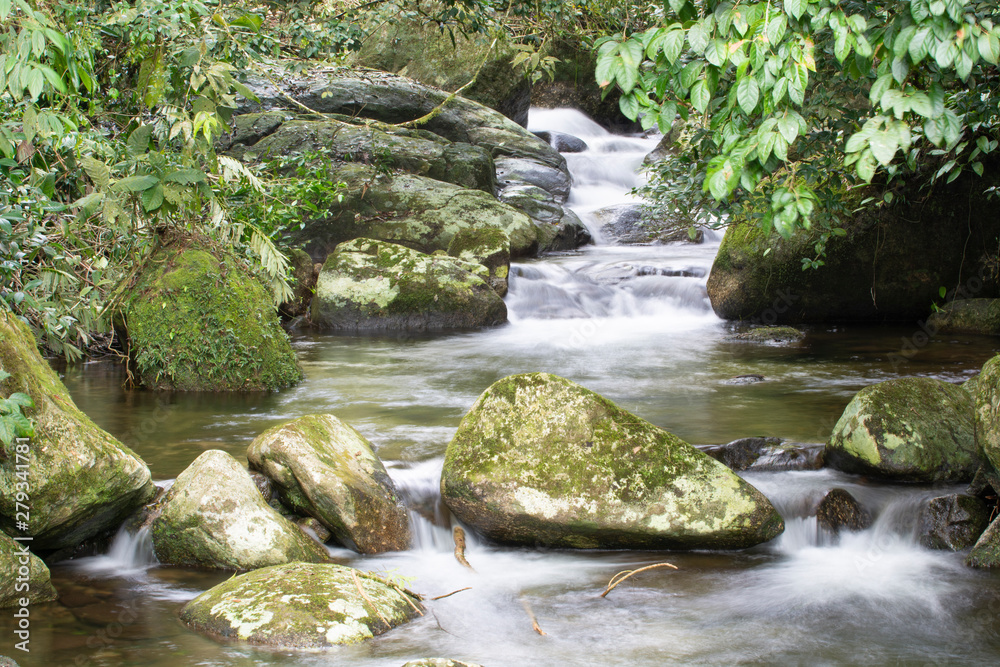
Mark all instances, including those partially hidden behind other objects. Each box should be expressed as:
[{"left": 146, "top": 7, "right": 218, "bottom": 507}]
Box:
[
  {"left": 520, "top": 597, "right": 547, "bottom": 636},
  {"left": 600, "top": 562, "right": 679, "bottom": 598},
  {"left": 430, "top": 587, "right": 473, "bottom": 601},
  {"left": 453, "top": 526, "right": 475, "bottom": 571},
  {"left": 352, "top": 570, "right": 391, "bottom": 627}
]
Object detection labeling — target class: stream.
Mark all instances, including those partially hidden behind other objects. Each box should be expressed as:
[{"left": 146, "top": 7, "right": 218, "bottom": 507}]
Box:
[{"left": 7, "top": 108, "right": 1000, "bottom": 666}]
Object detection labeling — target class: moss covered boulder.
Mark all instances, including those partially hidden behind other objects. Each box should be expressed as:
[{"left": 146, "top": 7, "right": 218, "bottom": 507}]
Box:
[
  {"left": 441, "top": 373, "right": 784, "bottom": 549},
  {"left": 228, "top": 119, "right": 495, "bottom": 194},
  {"left": 967, "top": 515, "right": 1000, "bottom": 568},
  {"left": 311, "top": 239, "right": 506, "bottom": 331},
  {"left": 825, "top": 377, "right": 979, "bottom": 482},
  {"left": 707, "top": 168, "right": 1000, "bottom": 323},
  {"left": 151, "top": 450, "right": 329, "bottom": 569},
  {"left": 179, "top": 562, "right": 420, "bottom": 647},
  {"left": 122, "top": 239, "right": 301, "bottom": 391},
  {"left": 0, "top": 314, "right": 155, "bottom": 550},
  {"left": 247, "top": 414, "right": 410, "bottom": 554},
  {"left": 447, "top": 227, "right": 510, "bottom": 297},
  {"left": 0, "top": 532, "right": 58, "bottom": 607},
  {"left": 976, "top": 354, "right": 1000, "bottom": 474},
  {"left": 927, "top": 299, "right": 1000, "bottom": 335}
]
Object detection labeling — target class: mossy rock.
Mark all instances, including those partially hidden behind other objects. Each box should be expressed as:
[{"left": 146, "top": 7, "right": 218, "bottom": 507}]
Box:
[
  {"left": 707, "top": 168, "right": 1000, "bottom": 323},
  {"left": 122, "top": 239, "right": 301, "bottom": 391},
  {"left": 247, "top": 414, "right": 411, "bottom": 554},
  {"left": 151, "top": 450, "right": 330, "bottom": 570},
  {"left": 279, "top": 247, "right": 316, "bottom": 318},
  {"left": 927, "top": 299, "right": 1000, "bottom": 335},
  {"left": 729, "top": 326, "right": 805, "bottom": 344},
  {"left": 825, "top": 377, "right": 979, "bottom": 482},
  {"left": 291, "top": 162, "right": 538, "bottom": 261},
  {"left": 447, "top": 227, "right": 511, "bottom": 297},
  {"left": 441, "top": 373, "right": 784, "bottom": 550},
  {"left": 351, "top": 15, "right": 530, "bottom": 126},
  {"left": 497, "top": 185, "right": 591, "bottom": 252},
  {"left": 919, "top": 493, "right": 991, "bottom": 551},
  {"left": 0, "top": 313, "right": 155, "bottom": 550},
  {"left": 228, "top": 120, "right": 495, "bottom": 194},
  {"left": 179, "top": 562, "right": 420, "bottom": 647},
  {"left": 402, "top": 661, "right": 483, "bottom": 667},
  {"left": 0, "top": 531, "right": 58, "bottom": 607},
  {"left": 311, "top": 239, "right": 507, "bottom": 331},
  {"left": 976, "top": 354, "right": 1000, "bottom": 475},
  {"left": 967, "top": 514, "right": 1000, "bottom": 568}
]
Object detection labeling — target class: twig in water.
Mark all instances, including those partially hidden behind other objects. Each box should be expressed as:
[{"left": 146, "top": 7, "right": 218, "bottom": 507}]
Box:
[
  {"left": 453, "top": 526, "right": 475, "bottom": 571},
  {"left": 430, "top": 587, "right": 473, "bottom": 601},
  {"left": 520, "top": 597, "right": 546, "bottom": 636},
  {"left": 352, "top": 570, "right": 391, "bottom": 628},
  {"left": 600, "top": 562, "right": 678, "bottom": 598}
]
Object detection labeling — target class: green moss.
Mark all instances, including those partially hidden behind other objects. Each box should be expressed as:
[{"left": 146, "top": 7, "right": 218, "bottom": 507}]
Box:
[
  {"left": 977, "top": 354, "right": 1000, "bottom": 474},
  {"left": 124, "top": 240, "right": 301, "bottom": 391}
]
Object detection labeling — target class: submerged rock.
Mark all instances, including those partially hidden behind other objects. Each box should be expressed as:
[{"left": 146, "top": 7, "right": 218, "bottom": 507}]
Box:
[
  {"left": 180, "top": 562, "right": 420, "bottom": 647},
  {"left": 700, "top": 437, "right": 824, "bottom": 472},
  {"left": 590, "top": 204, "right": 702, "bottom": 246},
  {"left": 311, "top": 239, "right": 507, "bottom": 332},
  {"left": 729, "top": 326, "right": 805, "bottom": 344},
  {"left": 121, "top": 236, "right": 301, "bottom": 391},
  {"left": 151, "top": 450, "right": 330, "bottom": 569},
  {"left": 495, "top": 157, "right": 571, "bottom": 203},
  {"left": 497, "top": 185, "right": 591, "bottom": 252},
  {"left": 533, "top": 130, "right": 588, "bottom": 153},
  {"left": 247, "top": 414, "right": 411, "bottom": 554},
  {"left": 975, "top": 354, "right": 1000, "bottom": 475},
  {"left": 441, "top": 373, "right": 784, "bottom": 550},
  {"left": 926, "top": 299, "right": 1000, "bottom": 335},
  {"left": 825, "top": 377, "right": 979, "bottom": 482},
  {"left": 815, "top": 488, "right": 873, "bottom": 534},
  {"left": 402, "top": 661, "right": 484, "bottom": 667},
  {"left": 0, "top": 532, "right": 58, "bottom": 607},
  {"left": 919, "top": 494, "right": 991, "bottom": 551},
  {"left": 0, "top": 314, "right": 155, "bottom": 550}
]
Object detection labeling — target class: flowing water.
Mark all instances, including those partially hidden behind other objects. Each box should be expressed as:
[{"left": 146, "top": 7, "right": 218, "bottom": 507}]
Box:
[{"left": 7, "top": 109, "right": 1000, "bottom": 666}]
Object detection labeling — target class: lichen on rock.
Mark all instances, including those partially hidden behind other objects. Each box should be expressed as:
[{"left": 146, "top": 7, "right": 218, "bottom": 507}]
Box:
[
  {"left": 441, "top": 373, "right": 784, "bottom": 550},
  {"left": 0, "top": 531, "right": 58, "bottom": 607}
]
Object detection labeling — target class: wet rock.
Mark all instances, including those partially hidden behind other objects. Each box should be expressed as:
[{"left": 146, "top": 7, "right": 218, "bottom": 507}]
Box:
[
  {"left": 0, "top": 532, "right": 58, "bottom": 607},
  {"left": 967, "top": 465, "right": 1000, "bottom": 500},
  {"left": 590, "top": 204, "right": 702, "bottom": 245},
  {"left": 180, "top": 562, "right": 421, "bottom": 647},
  {"left": 926, "top": 299, "right": 1000, "bottom": 335},
  {"left": 974, "top": 354, "right": 1000, "bottom": 476},
  {"left": 919, "top": 494, "right": 991, "bottom": 550},
  {"left": 533, "top": 130, "right": 588, "bottom": 153},
  {"left": 700, "top": 437, "right": 824, "bottom": 472},
  {"left": 311, "top": 239, "right": 507, "bottom": 332},
  {"left": 966, "top": 514, "right": 1000, "bottom": 568},
  {"left": 249, "top": 472, "right": 273, "bottom": 503},
  {"left": 120, "top": 236, "right": 301, "bottom": 391},
  {"left": 815, "top": 488, "right": 873, "bottom": 534},
  {"left": 0, "top": 656, "right": 19, "bottom": 667},
  {"left": 151, "top": 450, "right": 330, "bottom": 569},
  {"left": 441, "top": 373, "right": 784, "bottom": 550},
  {"left": 495, "top": 157, "right": 572, "bottom": 203},
  {"left": 729, "top": 326, "right": 805, "bottom": 344},
  {"left": 297, "top": 517, "right": 332, "bottom": 544},
  {"left": 247, "top": 414, "right": 411, "bottom": 554},
  {"left": 228, "top": 120, "right": 496, "bottom": 194},
  {"left": 448, "top": 227, "right": 511, "bottom": 297},
  {"left": 291, "top": 163, "right": 539, "bottom": 261},
  {"left": 722, "top": 374, "right": 766, "bottom": 386},
  {"left": 402, "top": 661, "right": 483, "bottom": 667},
  {"left": 497, "top": 185, "right": 591, "bottom": 252},
  {"left": 0, "top": 314, "right": 156, "bottom": 550},
  {"left": 279, "top": 248, "right": 318, "bottom": 319},
  {"left": 825, "top": 377, "right": 979, "bottom": 482}
]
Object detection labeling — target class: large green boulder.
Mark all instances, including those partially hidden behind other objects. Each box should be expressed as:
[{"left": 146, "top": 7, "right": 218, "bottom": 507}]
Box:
[
  {"left": 441, "top": 373, "right": 784, "bottom": 549},
  {"left": 227, "top": 118, "right": 495, "bottom": 193},
  {"left": 311, "top": 239, "right": 507, "bottom": 331},
  {"left": 121, "top": 238, "right": 301, "bottom": 391},
  {"left": 0, "top": 313, "right": 155, "bottom": 550},
  {"left": 928, "top": 299, "right": 1000, "bottom": 335},
  {"left": 351, "top": 13, "right": 530, "bottom": 126},
  {"left": 291, "top": 163, "right": 538, "bottom": 261},
  {"left": 976, "top": 354, "right": 1000, "bottom": 474},
  {"left": 247, "top": 414, "right": 411, "bottom": 554},
  {"left": 707, "top": 169, "right": 1000, "bottom": 323},
  {"left": 151, "top": 450, "right": 330, "bottom": 569},
  {"left": 180, "top": 562, "right": 420, "bottom": 647},
  {"left": 0, "top": 531, "right": 57, "bottom": 607},
  {"left": 825, "top": 377, "right": 979, "bottom": 482}
]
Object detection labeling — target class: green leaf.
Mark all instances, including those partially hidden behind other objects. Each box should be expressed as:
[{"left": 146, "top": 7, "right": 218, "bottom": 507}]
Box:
[
  {"left": 0, "top": 418, "right": 13, "bottom": 447},
  {"left": 79, "top": 156, "right": 110, "bottom": 190},
  {"left": 767, "top": 15, "right": 788, "bottom": 46},
  {"left": 736, "top": 78, "right": 760, "bottom": 115},
  {"left": 973, "top": 161, "right": 984, "bottom": 177},
  {"left": 909, "top": 27, "right": 932, "bottom": 64},
  {"left": 893, "top": 26, "right": 916, "bottom": 60},
  {"left": 231, "top": 12, "right": 263, "bottom": 32},
  {"left": 980, "top": 33, "right": 1000, "bottom": 65},
  {"left": 141, "top": 183, "right": 164, "bottom": 212},
  {"left": 777, "top": 114, "right": 799, "bottom": 144},
  {"left": 690, "top": 79, "right": 710, "bottom": 113},
  {"left": 680, "top": 61, "right": 704, "bottom": 89},
  {"left": 662, "top": 29, "right": 685, "bottom": 64},
  {"left": 127, "top": 125, "right": 152, "bottom": 157},
  {"left": 705, "top": 39, "right": 727, "bottom": 67},
  {"left": 6, "top": 393, "right": 32, "bottom": 409},
  {"left": 869, "top": 129, "right": 899, "bottom": 166},
  {"left": 668, "top": 0, "right": 687, "bottom": 13},
  {"left": 857, "top": 150, "right": 877, "bottom": 182},
  {"left": 785, "top": 0, "right": 804, "bottom": 21},
  {"left": 619, "top": 94, "right": 639, "bottom": 121},
  {"left": 112, "top": 174, "right": 160, "bottom": 192},
  {"left": 687, "top": 23, "right": 709, "bottom": 53},
  {"left": 163, "top": 168, "right": 207, "bottom": 185}
]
